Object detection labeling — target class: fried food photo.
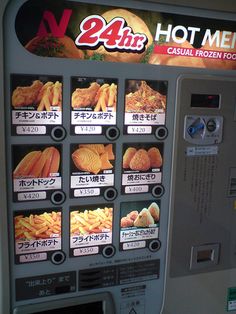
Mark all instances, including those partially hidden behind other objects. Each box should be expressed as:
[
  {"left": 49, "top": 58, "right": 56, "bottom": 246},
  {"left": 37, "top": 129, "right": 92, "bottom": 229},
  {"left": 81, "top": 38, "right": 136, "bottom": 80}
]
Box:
[
  {"left": 123, "top": 146, "right": 162, "bottom": 171},
  {"left": 72, "top": 81, "right": 117, "bottom": 111},
  {"left": 129, "top": 149, "right": 151, "bottom": 171},
  {"left": 71, "top": 207, "right": 113, "bottom": 235},
  {"left": 125, "top": 81, "right": 166, "bottom": 113},
  {"left": 147, "top": 147, "right": 162, "bottom": 168},
  {"left": 12, "top": 79, "right": 62, "bottom": 111},
  {"left": 13, "top": 146, "right": 60, "bottom": 179},
  {"left": 15, "top": 211, "right": 61, "bottom": 241},
  {"left": 72, "top": 144, "right": 114, "bottom": 174},
  {"left": 12, "top": 80, "right": 43, "bottom": 108},
  {"left": 122, "top": 147, "right": 137, "bottom": 169},
  {"left": 25, "top": 34, "right": 84, "bottom": 59}
]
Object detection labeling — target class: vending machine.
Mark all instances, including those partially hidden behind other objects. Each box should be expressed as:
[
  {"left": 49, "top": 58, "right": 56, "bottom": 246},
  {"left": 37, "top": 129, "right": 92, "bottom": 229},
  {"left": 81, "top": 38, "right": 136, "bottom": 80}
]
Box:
[{"left": 0, "top": 0, "right": 235, "bottom": 313}]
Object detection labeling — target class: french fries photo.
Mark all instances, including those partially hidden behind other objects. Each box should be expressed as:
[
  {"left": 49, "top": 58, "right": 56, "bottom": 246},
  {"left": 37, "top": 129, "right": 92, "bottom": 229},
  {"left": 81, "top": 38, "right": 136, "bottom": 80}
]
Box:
[
  {"left": 70, "top": 207, "right": 113, "bottom": 236},
  {"left": 13, "top": 146, "right": 60, "bottom": 179},
  {"left": 12, "top": 79, "right": 62, "bottom": 111},
  {"left": 72, "top": 81, "right": 117, "bottom": 112},
  {"left": 15, "top": 211, "right": 61, "bottom": 241}
]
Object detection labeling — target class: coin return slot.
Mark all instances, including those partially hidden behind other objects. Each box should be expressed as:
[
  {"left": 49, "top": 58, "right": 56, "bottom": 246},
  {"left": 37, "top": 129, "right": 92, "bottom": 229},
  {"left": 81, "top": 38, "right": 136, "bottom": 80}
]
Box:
[
  {"left": 190, "top": 243, "right": 220, "bottom": 270},
  {"left": 105, "top": 126, "right": 120, "bottom": 141},
  {"left": 51, "top": 126, "right": 66, "bottom": 141},
  {"left": 51, "top": 191, "right": 66, "bottom": 205},
  {"left": 197, "top": 249, "right": 213, "bottom": 263}
]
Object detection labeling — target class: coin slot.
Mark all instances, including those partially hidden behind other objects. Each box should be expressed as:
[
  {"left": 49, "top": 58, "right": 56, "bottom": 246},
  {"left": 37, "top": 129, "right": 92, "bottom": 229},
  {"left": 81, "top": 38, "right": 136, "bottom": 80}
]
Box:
[
  {"left": 105, "top": 126, "right": 120, "bottom": 141},
  {"left": 51, "top": 251, "right": 66, "bottom": 265},
  {"left": 155, "top": 126, "right": 168, "bottom": 140},
  {"left": 102, "top": 245, "right": 115, "bottom": 258},
  {"left": 51, "top": 191, "right": 66, "bottom": 205},
  {"left": 51, "top": 126, "right": 66, "bottom": 141},
  {"left": 103, "top": 187, "right": 117, "bottom": 201},
  {"left": 152, "top": 185, "right": 165, "bottom": 198},
  {"left": 149, "top": 240, "right": 161, "bottom": 252}
]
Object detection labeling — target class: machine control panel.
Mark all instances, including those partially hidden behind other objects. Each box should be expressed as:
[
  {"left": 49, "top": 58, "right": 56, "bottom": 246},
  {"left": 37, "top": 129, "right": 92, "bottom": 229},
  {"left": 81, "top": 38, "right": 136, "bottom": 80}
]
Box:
[{"left": 184, "top": 115, "right": 223, "bottom": 144}]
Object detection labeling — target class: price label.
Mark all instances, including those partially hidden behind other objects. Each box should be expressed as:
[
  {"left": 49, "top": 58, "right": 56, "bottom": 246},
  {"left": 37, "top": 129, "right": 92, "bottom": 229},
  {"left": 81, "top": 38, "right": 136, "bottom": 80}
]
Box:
[
  {"left": 16, "top": 125, "right": 46, "bottom": 135},
  {"left": 74, "top": 246, "right": 99, "bottom": 256},
  {"left": 123, "top": 241, "right": 146, "bottom": 250},
  {"left": 19, "top": 253, "right": 47, "bottom": 263},
  {"left": 125, "top": 185, "right": 149, "bottom": 194},
  {"left": 74, "top": 188, "right": 100, "bottom": 197},
  {"left": 75, "top": 125, "right": 102, "bottom": 134},
  {"left": 127, "top": 126, "right": 152, "bottom": 134},
  {"left": 17, "top": 191, "right": 47, "bottom": 201}
]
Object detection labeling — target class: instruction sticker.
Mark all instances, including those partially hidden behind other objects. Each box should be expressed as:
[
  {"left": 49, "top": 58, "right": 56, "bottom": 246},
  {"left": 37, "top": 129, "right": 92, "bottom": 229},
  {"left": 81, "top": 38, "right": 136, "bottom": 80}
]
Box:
[
  {"left": 15, "top": 271, "right": 76, "bottom": 301},
  {"left": 124, "top": 79, "right": 167, "bottom": 135},
  {"left": 121, "top": 143, "right": 163, "bottom": 195},
  {"left": 227, "top": 287, "right": 236, "bottom": 311},
  {"left": 70, "top": 204, "right": 113, "bottom": 257},
  {"left": 120, "top": 201, "right": 160, "bottom": 251},
  {"left": 71, "top": 77, "right": 117, "bottom": 135},
  {"left": 70, "top": 143, "right": 115, "bottom": 198},
  {"left": 14, "top": 209, "right": 62, "bottom": 264},
  {"left": 12, "top": 144, "right": 62, "bottom": 202},
  {"left": 11, "top": 74, "right": 62, "bottom": 135}
]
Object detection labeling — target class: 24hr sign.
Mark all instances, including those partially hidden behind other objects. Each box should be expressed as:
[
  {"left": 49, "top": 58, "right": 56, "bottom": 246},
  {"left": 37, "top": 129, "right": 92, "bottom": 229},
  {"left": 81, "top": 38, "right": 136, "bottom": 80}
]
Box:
[{"left": 75, "top": 15, "right": 148, "bottom": 52}]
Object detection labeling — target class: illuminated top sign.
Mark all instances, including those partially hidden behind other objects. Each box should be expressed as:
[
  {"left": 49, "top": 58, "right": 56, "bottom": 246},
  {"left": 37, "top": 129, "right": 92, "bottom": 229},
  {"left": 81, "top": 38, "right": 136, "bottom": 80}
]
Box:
[{"left": 15, "top": 0, "right": 236, "bottom": 70}]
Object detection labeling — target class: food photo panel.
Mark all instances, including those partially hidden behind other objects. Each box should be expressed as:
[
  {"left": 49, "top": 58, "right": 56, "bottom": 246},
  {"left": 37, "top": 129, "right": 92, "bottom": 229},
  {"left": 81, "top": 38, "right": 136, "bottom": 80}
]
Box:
[
  {"left": 124, "top": 79, "right": 167, "bottom": 135},
  {"left": 70, "top": 143, "right": 115, "bottom": 198},
  {"left": 71, "top": 77, "right": 118, "bottom": 135},
  {"left": 11, "top": 74, "right": 62, "bottom": 135},
  {"left": 120, "top": 200, "right": 160, "bottom": 251},
  {"left": 121, "top": 143, "right": 163, "bottom": 195}
]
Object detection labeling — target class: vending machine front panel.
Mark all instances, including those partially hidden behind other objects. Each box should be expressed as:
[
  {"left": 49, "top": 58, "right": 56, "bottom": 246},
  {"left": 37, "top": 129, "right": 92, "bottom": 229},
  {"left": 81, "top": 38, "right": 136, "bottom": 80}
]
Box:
[{"left": 1, "top": 0, "right": 236, "bottom": 313}]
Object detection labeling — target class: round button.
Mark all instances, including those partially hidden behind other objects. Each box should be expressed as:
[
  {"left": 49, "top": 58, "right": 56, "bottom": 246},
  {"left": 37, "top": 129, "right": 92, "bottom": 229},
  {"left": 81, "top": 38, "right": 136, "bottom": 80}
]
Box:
[
  {"left": 152, "top": 185, "right": 165, "bottom": 198},
  {"left": 149, "top": 240, "right": 161, "bottom": 252},
  {"left": 102, "top": 245, "right": 116, "bottom": 258},
  {"left": 206, "top": 119, "right": 216, "bottom": 132},
  {"left": 51, "top": 126, "right": 66, "bottom": 141},
  {"left": 155, "top": 126, "right": 168, "bottom": 140},
  {"left": 51, "top": 191, "right": 66, "bottom": 205},
  {"left": 103, "top": 187, "right": 117, "bottom": 201},
  {"left": 51, "top": 251, "right": 66, "bottom": 265},
  {"left": 105, "top": 126, "right": 120, "bottom": 141}
]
